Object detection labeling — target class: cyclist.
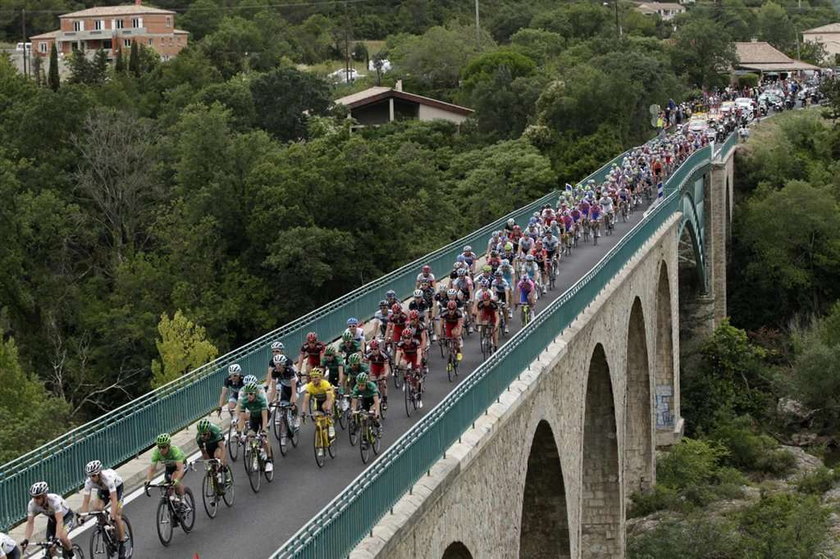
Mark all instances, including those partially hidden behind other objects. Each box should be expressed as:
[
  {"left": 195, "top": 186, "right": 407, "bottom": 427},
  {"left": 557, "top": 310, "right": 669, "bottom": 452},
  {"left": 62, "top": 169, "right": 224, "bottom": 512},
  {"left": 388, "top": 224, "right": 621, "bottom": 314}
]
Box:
[
  {"left": 407, "top": 309, "right": 428, "bottom": 349},
  {"left": 543, "top": 231, "right": 560, "bottom": 274},
  {"left": 235, "top": 382, "right": 273, "bottom": 471},
  {"left": 0, "top": 532, "right": 20, "bottom": 559},
  {"left": 408, "top": 290, "right": 429, "bottom": 335},
  {"left": 350, "top": 373, "right": 381, "bottom": 429},
  {"left": 453, "top": 269, "right": 474, "bottom": 332},
  {"left": 79, "top": 461, "right": 126, "bottom": 558},
  {"left": 386, "top": 303, "right": 408, "bottom": 347},
  {"left": 532, "top": 241, "right": 548, "bottom": 294},
  {"left": 195, "top": 418, "right": 229, "bottom": 470},
  {"left": 218, "top": 363, "right": 244, "bottom": 417},
  {"left": 372, "top": 300, "right": 390, "bottom": 338},
  {"left": 590, "top": 200, "right": 603, "bottom": 239},
  {"left": 365, "top": 339, "right": 390, "bottom": 395},
  {"left": 461, "top": 245, "right": 478, "bottom": 275},
  {"left": 384, "top": 289, "right": 399, "bottom": 309},
  {"left": 476, "top": 291, "right": 501, "bottom": 350},
  {"left": 520, "top": 253, "right": 540, "bottom": 289},
  {"left": 266, "top": 341, "right": 285, "bottom": 379},
  {"left": 418, "top": 280, "right": 438, "bottom": 341},
  {"left": 297, "top": 332, "right": 325, "bottom": 375},
  {"left": 395, "top": 329, "right": 425, "bottom": 408},
  {"left": 491, "top": 270, "right": 511, "bottom": 333},
  {"left": 599, "top": 191, "right": 614, "bottom": 229},
  {"left": 338, "top": 330, "right": 363, "bottom": 363},
  {"left": 301, "top": 368, "right": 336, "bottom": 440},
  {"left": 21, "top": 482, "right": 76, "bottom": 559},
  {"left": 440, "top": 301, "right": 464, "bottom": 361},
  {"left": 516, "top": 274, "right": 537, "bottom": 317},
  {"left": 266, "top": 353, "right": 298, "bottom": 410},
  {"left": 416, "top": 264, "right": 436, "bottom": 289},
  {"left": 345, "top": 317, "right": 365, "bottom": 345},
  {"left": 344, "top": 351, "right": 370, "bottom": 389},
  {"left": 321, "top": 346, "right": 344, "bottom": 390},
  {"left": 144, "top": 433, "right": 188, "bottom": 505}
]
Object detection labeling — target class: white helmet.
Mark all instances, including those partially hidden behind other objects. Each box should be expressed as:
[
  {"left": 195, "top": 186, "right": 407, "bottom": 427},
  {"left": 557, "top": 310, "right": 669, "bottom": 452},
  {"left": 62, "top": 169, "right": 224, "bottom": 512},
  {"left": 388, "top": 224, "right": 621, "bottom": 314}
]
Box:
[
  {"left": 273, "top": 354, "right": 287, "bottom": 366},
  {"left": 86, "top": 460, "right": 103, "bottom": 476},
  {"left": 228, "top": 363, "right": 242, "bottom": 375},
  {"left": 243, "top": 374, "right": 258, "bottom": 385},
  {"left": 270, "top": 341, "right": 284, "bottom": 351},
  {"left": 413, "top": 289, "right": 423, "bottom": 297},
  {"left": 30, "top": 481, "right": 49, "bottom": 496}
]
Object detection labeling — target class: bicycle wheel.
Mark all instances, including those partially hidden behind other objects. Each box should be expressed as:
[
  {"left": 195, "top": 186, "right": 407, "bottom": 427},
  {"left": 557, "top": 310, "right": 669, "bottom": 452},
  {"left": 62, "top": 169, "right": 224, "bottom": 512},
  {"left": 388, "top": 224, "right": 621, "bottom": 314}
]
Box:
[
  {"left": 360, "top": 423, "right": 371, "bottom": 464},
  {"left": 264, "top": 456, "right": 274, "bottom": 482},
  {"left": 202, "top": 472, "right": 218, "bottom": 519},
  {"left": 393, "top": 366, "right": 403, "bottom": 389},
  {"left": 179, "top": 487, "right": 196, "bottom": 533},
  {"left": 244, "top": 446, "right": 261, "bottom": 493},
  {"left": 337, "top": 402, "right": 347, "bottom": 430},
  {"left": 349, "top": 415, "right": 359, "bottom": 446},
  {"left": 373, "top": 423, "right": 382, "bottom": 455},
  {"left": 227, "top": 421, "right": 239, "bottom": 462},
  {"left": 314, "top": 425, "right": 326, "bottom": 468},
  {"left": 438, "top": 337, "right": 445, "bottom": 358},
  {"left": 73, "top": 543, "right": 86, "bottom": 559},
  {"left": 278, "top": 415, "right": 290, "bottom": 457},
  {"left": 289, "top": 413, "right": 299, "bottom": 448},
  {"left": 222, "top": 467, "right": 235, "bottom": 507},
  {"left": 155, "top": 500, "right": 173, "bottom": 546},
  {"left": 89, "top": 528, "right": 106, "bottom": 559},
  {"left": 327, "top": 422, "right": 337, "bottom": 459},
  {"left": 404, "top": 378, "right": 414, "bottom": 418},
  {"left": 447, "top": 355, "right": 454, "bottom": 382},
  {"left": 120, "top": 516, "right": 135, "bottom": 559},
  {"left": 271, "top": 405, "right": 283, "bottom": 442}
]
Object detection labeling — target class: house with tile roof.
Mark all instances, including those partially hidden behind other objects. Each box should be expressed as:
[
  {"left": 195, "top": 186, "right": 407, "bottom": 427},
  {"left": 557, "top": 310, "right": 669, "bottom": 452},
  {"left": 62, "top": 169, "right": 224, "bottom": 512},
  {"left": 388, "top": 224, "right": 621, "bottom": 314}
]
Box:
[
  {"left": 335, "top": 81, "right": 474, "bottom": 127},
  {"left": 30, "top": 0, "right": 188, "bottom": 61},
  {"left": 802, "top": 23, "right": 840, "bottom": 64},
  {"left": 734, "top": 41, "right": 821, "bottom": 74}
]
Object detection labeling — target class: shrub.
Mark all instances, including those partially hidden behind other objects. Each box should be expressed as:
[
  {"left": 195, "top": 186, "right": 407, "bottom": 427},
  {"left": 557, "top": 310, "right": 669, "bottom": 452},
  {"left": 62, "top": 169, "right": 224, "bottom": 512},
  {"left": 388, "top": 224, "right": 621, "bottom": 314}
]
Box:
[
  {"left": 739, "top": 493, "right": 831, "bottom": 557},
  {"left": 628, "top": 485, "right": 680, "bottom": 518},
  {"left": 627, "top": 516, "right": 746, "bottom": 558},
  {"left": 737, "top": 73, "right": 759, "bottom": 89},
  {"left": 709, "top": 416, "right": 796, "bottom": 476},
  {"left": 657, "top": 438, "right": 726, "bottom": 490},
  {"left": 795, "top": 466, "right": 840, "bottom": 495}
]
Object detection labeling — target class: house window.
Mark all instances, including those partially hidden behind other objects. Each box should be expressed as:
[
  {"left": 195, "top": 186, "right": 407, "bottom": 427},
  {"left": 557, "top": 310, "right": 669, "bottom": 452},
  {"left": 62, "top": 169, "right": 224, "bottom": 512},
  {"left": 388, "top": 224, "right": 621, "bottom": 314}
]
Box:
[
  {"left": 103, "top": 39, "right": 112, "bottom": 49},
  {"left": 39, "top": 42, "right": 47, "bottom": 53},
  {"left": 131, "top": 17, "right": 140, "bottom": 28},
  {"left": 148, "top": 38, "right": 153, "bottom": 45},
  {"left": 115, "top": 19, "right": 124, "bottom": 29},
  {"left": 124, "top": 39, "right": 131, "bottom": 47},
  {"left": 94, "top": 19, "right": 104, "bottom": 30},
  {"left": 165, "top": 16, "right": 172, "bottom": 27},
  {"left": 73, "top": 20, "right": 84, "bottom": 31}
]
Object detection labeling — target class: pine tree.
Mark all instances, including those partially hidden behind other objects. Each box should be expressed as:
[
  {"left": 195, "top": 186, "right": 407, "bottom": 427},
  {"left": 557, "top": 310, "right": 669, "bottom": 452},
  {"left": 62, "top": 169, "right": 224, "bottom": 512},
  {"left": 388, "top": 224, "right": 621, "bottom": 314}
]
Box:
[
  {"left": 114, "top": 47, "right": 125, "bottom": 74},
  {"left": 92, "top": 49, "right": 108, "bottom": 84},
  {"left": 48, "top": 43, "right": 60, "bottom": 91},
  {"left": 128, "top": 41, "right": 140, "bottom": 77}
]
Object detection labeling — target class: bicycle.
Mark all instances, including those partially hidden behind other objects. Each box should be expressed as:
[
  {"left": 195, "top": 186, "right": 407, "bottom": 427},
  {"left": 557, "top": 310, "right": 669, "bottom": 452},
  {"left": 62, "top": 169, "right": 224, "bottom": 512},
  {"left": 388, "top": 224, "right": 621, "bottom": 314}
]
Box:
[
  {"left": 479, "top": 323, "right": 495, "bottom": 361},
  {"left": 312, "top": 410, "right": 336, "bottom": 468},
  {"left": 521, "top": 302, "right": 533, "bottom": 326},
  {"left": 605, "top": 212, "right": 614, "bottom": 236},
  {"left": 403, "top": 366, "right": 423, "bottom": 417},
  {"left": 333, "top": 391, "right": 351, "bottom": 431},
  {"left": 547, "top": 258, "right": 557, "bottom": 291},
  {"left": 373, "top": 375, "right": 389, "bottom": 420},
  {"left": 271, "top": 400, "right": 299, "bottom": 455},
  {"left": 219, "top": 406, "right": 239, "bottom": 462},
  {"left": 444, "top": 338, "right": 459, "bottom": 382},
  {"left": 355, "top": 411, "right": 382, "bottom": 464},
  {"left": 242, "top": 430, "right": 273, "bottom": 492},
  {"left": 591, "top": 219, "right": 600, "bottom": 246},
  {"left": 84, "top": 509, "right": 134, "bottom": 559},
  {"left": 620, "top": 200, "right": 630, "bottom": 222},
  {"left": 196, "top": 458, "right": 234, "bottom": 519},
  {"left": 145, "top": 481, "right": 195, "bottom": 547},
  {"left": 31, "top": 537, "right": 85, "bottom": 559}
]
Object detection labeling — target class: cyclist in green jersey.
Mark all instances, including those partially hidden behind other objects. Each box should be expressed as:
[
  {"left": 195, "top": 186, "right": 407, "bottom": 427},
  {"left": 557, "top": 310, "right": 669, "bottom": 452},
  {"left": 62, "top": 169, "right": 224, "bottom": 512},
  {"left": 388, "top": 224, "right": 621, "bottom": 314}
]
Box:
[
  {"left": 338, "top": 331, "right": 362, "bottom": 364},
  {"left": 321, "top": 346, "right": 344, "bottom": 389},
  {"left": 350, "top": 373, "right": 381, "bottom": 425},
  {"left": 343, "top": 353, "right": 369, "bottom": 394},
  {"left": 235, "top": 382, "right": 273, "bottom": 471},
  {"left": 195, "top": 419, "right": 228, "bottom": 471},
  {"left": 144, "top": 433, "right": 187, "bottom": 499}
]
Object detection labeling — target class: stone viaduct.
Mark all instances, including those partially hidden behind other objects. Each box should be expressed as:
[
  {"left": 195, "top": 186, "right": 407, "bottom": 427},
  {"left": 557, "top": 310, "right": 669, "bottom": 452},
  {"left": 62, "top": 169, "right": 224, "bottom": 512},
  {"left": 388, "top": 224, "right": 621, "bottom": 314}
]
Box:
[{"left": 350, "top": 145, "right": 735, "bottom": 559}]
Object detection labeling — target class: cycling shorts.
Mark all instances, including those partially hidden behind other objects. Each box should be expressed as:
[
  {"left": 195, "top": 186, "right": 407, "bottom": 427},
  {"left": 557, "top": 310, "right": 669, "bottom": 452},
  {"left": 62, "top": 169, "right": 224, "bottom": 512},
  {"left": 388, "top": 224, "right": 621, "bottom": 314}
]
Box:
[
  {"left": 46, "top": 510, "right": 75, "bottom": 540},
  {"left": 444, "top": 322, "right": 460, "bottom": 339},
  {"left": 228, "top": 389, "right": 240, "bottom": 404},
  {"left": 359, "top": 396, "right": 376, "bottom": 412},
  {"left": 248, "top": 414, "right": 265, "bottom": 433},
  {"left": 519, "top": 290, "right": 532, "bottom": 304},
  {"left": 370, "top": 362, "right": 387, "bottom": 378},
  {"left": 279, "top": 384, "right": 294, "bottom": 404},
  {"left": 480, "top": 310, "right": 498, "bottom": 324},
  {"left": 201, "top": 440, "right": 223, "bottom": 459},
  {"left": 402, "top": 353, "right": 420, "bottom": 369},
  {"left": 96, "top": 483, "right": 124, "bottom": 504}
]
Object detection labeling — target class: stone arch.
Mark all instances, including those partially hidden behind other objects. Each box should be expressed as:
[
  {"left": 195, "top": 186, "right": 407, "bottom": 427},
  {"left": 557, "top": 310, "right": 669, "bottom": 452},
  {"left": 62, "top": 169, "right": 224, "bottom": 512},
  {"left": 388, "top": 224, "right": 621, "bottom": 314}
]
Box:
[
  {"left": 625, "top": 297, "right": 653, "bottom": 494},
  {"left": 520, "top": 420, "right": 570, "bottom": 558},
  {"left": 581, "top": 344, "right": 622, "bottom": 558},
  {"left": 678, "top": 218, "right": 705, "bottom": 293},
  {"left": 655, "top": 262, "right": 675, "bottom": 434},
  {"left": 442, "top": 541, "right": 473, "bottom": 559}
]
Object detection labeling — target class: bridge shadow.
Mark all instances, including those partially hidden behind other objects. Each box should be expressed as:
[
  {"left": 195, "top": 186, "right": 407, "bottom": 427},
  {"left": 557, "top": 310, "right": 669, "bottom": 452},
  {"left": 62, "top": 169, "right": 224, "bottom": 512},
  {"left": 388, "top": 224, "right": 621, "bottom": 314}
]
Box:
[
  {"left": 520, "top": 420, "right": 570, "bottom": 558},
  {"left": 581, "top": 344, "right": 621, "bottom": 558},
  {"left": 442, "top": 541, "right": 473, "bottom": 559}
]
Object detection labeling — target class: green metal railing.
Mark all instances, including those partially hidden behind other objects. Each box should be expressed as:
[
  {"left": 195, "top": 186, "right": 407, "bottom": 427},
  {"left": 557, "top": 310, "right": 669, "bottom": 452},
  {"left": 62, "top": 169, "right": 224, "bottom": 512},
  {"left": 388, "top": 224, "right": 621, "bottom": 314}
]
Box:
[
  {"left": 0, "top": 149, "right": 635, "bottom": 531},
  {"left": 269, "top": 146, "right": 714, "bottom": 558}
]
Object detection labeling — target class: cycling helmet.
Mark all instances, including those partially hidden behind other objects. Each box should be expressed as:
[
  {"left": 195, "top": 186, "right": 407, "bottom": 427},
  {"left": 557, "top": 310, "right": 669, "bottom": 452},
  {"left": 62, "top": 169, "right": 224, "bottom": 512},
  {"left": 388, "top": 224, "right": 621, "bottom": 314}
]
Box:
[
  {"left": 479, "top": 278, "right": 490, "bottom": 288},
  {"left": 309, "top": 368, "right": 323, "bottom": 379},
  {"left": 526, "top": 254, "right": 535, "bottom": 261},
  {"left": 385, "top": 290, "right": 397, "bottom": 299},
  {"left": 402, "top": 328, "right": 414, "bottom": 339},
  {"left": 490, "top": 250, "right": 498, "bottom": 257},
  {"left": 513, "top": 224, "right": 521, "bottom": 232},
  {"left": 347, "top": 317, "right": 359, "bottom": 326},
  {"left": 324, "top": 345, "right": 336, "bottom": 355},
  {"left": 30, "top": 481, "right": 49, "bottom": 497},
  {"left": 504, "top": 242, "right": 513, "bottom": 251},
  {"left": 197, "top": 418, "right": 211, "bottom": 433},
  {"left": 271, "top": 342, "right": 284, "bottom": 351},
  {"left": 391, "top": 303, "right": 402, "bottom": 313},
  {"left": 85, "top": 460, "right": 103, "bottom": 476},
  {"left": 348, "top": 353, "right": 362, "bottom": 365},
  {"left": 528, "top": 217, "right": 538, "bottom": 225},
  {"left": 342, "top": 331, "right": 353, "bottom": 342},
  {"left": 482, "top": 291, "right": 491, "bottom": 300},
  {"left": 273, "top": 354, "right": 287, "bottom": 366},
  {"left": 457, "top": 268, "right": 467, "bottom": 277},
  {"left": 507, "top": 218, "right": 515, "bottom": 226},
  {"left": 464, "top": 245, "right": 472, "bottom": 252},
  {"left": 229, "top": 363, "right": 242, "bottom": 375},
  {"left": 447, "top": 301, "right": 457, "bottom": 310},
  {"left": 356, "top": 372, "right": 369, "bottom": 384},
  {"left": 482, "top": 265, "right": 491, "bottom": 272},
  {"left": 244, "top": 381, "right": 260, "bottom": 393},
  {"left": 378, "top": 299, "right": 388, "bottom": 307},
  {"left": 306, "top": 332, "right": 318, "bottom": 342},
  {"left": 243, "top": 374, "right": 258, "bottom": 385},
  {"left": 447, "top": 288, "right": 457, "bottom": 297},
  {"left": 456, "top": 254, "right": 466, "bottom": 263},
  {"left": 156, "top": 433, "right": 172, "bottom": 447},
  {"left": 422, "top": 265, "right": 431, "bottom": 273},
  {"left": 369, "top": 339, "right": 380, "bottom": 350},
  {"left": 408, "top": 309, "right": 420, "bottom": 320},
  {"left": 413, "top": 289, "right": 423, "bottom": 298},
  {"left": 494, "top": 270, "right": 503, "bottom": 277}
]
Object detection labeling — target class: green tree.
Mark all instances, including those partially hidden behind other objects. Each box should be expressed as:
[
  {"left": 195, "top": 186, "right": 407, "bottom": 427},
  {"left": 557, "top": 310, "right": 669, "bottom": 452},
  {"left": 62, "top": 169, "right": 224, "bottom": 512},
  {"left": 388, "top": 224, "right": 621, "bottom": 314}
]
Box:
[
  {"left": 128, "top": 41, "right": 140, "bottom": 76},
  {"left": 92, "top": 49, "right": 108, "bottom": 84},
  {"left": 114, "top": 47, "right": 125, "bottom": 74},
  {"left": 249, "top": 66, "right": 331, "bottom": 142},
  {"left": 757, "top": 2, "right": 796, "bottom": 53},
  {"left": 48, "top": 43, "right": 59, "bottom": 91},
  {"left": 739, "top": 493, "right": 831, "bottom": 557},
  {"left": 151, "top": 310, "right": 219, "bottom": 388},
  {"left": 671, "top": 18, "right": 737, "bottom": 89}
]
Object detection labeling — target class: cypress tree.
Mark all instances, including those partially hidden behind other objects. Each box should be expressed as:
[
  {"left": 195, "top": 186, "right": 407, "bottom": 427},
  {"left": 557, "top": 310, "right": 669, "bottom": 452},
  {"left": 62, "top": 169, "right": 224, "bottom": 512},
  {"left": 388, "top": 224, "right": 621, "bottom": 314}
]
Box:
[
  {"left": 48, "top": 43, "right": 60, "bottom": 91},
  {"left": 128, "top": 41, "right": 140, "bottom": 77},
  {"left": 114, "top": 47, "right": 125, "bottom": 73}
]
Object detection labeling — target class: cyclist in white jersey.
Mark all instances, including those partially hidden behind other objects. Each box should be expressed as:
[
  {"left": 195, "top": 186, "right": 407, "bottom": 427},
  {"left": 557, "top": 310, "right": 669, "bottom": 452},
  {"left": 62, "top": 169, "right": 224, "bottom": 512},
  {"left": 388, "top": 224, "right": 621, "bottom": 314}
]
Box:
[
  {"left": 0, "top": 532, "right": 21, "bottom": 559},
  {"left": 79, "top": 460, "right": 127, "bottom": 558},
  {"left": 22, "top": 482, "right": 76, "bottom": 559}
]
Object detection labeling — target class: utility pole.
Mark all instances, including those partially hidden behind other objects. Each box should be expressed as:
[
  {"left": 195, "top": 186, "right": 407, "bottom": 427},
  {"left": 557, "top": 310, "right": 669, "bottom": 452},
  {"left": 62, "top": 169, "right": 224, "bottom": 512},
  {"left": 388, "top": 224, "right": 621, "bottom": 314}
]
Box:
[
  {"left": 21, "top": 8, "right": 27, "bottom": 78},
  {"left": 475, "top": 0, "right": 481, "bottom": 49}
]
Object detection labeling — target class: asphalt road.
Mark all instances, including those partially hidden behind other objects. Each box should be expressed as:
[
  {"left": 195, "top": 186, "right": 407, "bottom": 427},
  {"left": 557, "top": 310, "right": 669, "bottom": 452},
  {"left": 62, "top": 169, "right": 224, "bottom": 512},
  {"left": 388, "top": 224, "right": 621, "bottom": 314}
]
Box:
[{"left": 72, "top": 201, "right": 653, "bottom": 559}]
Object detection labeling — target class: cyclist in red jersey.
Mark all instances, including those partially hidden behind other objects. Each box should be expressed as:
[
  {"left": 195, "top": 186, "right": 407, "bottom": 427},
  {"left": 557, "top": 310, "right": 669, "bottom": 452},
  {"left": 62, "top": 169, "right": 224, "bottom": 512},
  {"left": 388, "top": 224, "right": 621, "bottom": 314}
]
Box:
[
  {"left": 407, "top": 309, "right": 428, "bottom": 349},
  {"left": 475, "top": 291, "right": 500, "bottom": 350},
  {"left": 365, "top": 339, "right": 391, "bottom": 409},
  {"left": 395, "top": 329, "right": 425, "bottom": 408},
  {"left": 296, "top": 332, "right": 326, "bottom": 376},
  {"left": 440, "top": 300, "right": 464, "bottom": 361},
  {"left": 386, "top": 303, "right": 408, "bottom": 346}
]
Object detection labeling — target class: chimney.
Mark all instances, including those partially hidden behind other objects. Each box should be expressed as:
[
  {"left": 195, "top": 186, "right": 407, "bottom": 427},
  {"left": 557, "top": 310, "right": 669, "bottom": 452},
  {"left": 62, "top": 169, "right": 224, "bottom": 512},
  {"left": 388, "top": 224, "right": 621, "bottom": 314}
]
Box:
[
  {"left": 395, "top": 79, "right": 403, "bottom": 92},
  {"left": 135, "top": 0, "right": 142, "bottom": 5}
]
